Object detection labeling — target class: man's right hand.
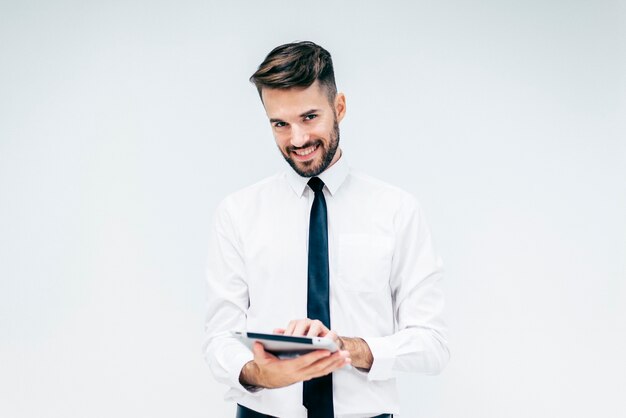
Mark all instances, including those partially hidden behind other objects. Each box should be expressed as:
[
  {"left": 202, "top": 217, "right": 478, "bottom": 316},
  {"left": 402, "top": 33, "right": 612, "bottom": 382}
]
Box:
[{"left": 239, "top": 341, "right": 351, "bottom": 389}]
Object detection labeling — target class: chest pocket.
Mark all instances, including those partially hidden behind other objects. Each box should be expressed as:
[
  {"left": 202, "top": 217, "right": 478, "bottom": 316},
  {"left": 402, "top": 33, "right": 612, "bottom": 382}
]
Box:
[{"left": 336, "top": 233, "right": 393, "bottom": 291}]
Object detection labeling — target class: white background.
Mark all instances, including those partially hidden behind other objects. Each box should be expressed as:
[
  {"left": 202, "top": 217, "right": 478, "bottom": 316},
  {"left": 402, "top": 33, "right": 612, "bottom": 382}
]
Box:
[{"left": 1, "top": 1, "right": 625, "bottom": 417}]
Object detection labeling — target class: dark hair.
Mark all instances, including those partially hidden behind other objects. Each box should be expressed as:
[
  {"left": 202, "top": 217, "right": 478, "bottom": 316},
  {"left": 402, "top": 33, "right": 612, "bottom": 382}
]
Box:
[{"left": 250, "top": 41, "right": 337, "bottom": 102}]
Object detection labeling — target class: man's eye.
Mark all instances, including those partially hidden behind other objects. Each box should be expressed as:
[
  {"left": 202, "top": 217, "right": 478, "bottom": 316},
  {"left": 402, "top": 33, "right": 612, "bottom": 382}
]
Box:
[
  {"left": 304, "top": 114, "right": 317, "bottom": 121},
  {"left": 274, "top": 121, "right": 287, "bottom": 128}
]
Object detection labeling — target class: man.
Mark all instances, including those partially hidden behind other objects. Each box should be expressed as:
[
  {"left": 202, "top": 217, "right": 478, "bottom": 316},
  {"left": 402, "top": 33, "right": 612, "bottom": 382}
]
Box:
[{"left": 204, "top": 41, "right": 449, "bottom": 418}]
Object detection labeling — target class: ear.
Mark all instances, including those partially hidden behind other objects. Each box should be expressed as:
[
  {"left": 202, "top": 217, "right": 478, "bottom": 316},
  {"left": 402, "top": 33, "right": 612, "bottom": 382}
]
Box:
[{"left": 334, "top": 92, "right": 346, "bottom": 123}]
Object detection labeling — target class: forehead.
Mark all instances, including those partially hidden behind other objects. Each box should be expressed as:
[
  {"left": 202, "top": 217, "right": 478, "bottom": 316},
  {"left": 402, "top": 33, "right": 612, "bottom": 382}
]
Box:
[{"left": 261, "top": 81, "right": 331, "bottom": 118}]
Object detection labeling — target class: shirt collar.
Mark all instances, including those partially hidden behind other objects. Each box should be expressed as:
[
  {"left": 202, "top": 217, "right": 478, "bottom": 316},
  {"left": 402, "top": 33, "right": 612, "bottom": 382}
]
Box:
[{"left": 285, "top": 150, "right": 349, "bottom": 197}]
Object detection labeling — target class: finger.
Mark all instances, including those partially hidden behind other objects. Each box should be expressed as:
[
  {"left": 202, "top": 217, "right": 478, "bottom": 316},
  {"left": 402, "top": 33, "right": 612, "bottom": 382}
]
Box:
[
  {"left": 316, "top": 320, "right": 330, "bottom": 333},
  {"left": 292, "top": 349, "right": 333, "bottom": 368},
  {"left": 252, "top": 341, "right": 264, "bottom": 355},
  {"left": 284, "top": 320, "right": 298, "bottom": 336},
  {"left": 306, "top": 320, "right": 327, "bottom": 337},
  {"left": 298, "top": 351, "right": 349, "bottom": 382},
  {"left": 324, "top": 351, "right": 351, "bottom": 370},
  {"left": 251, "top": 341, "right": 265, "bottom": 361},
  {"left": 324, "top": 350, "right": 351, "bottom": 367},
  {"left": 325, "top": 330, "right": 343, "bottom": 348},
  {"left": 252, "top": 341, "right": 277, "bottom": 361},
  {"left": 306, "top": 321, "right": 320, "bottom": 337},
  {"left": 302, "top": 351, "right": 351, "bottom": 379},
  {"left": 273, "top": 328, "right": 285, "bottom": 334},
  {"left": 292, "top": 319, "right": 311, "bottom": 336}
]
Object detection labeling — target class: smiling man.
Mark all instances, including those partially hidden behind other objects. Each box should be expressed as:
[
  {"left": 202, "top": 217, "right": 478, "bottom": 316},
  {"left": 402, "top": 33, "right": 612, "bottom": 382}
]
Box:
[
  {"left": 264, "top": 80, "right": 342, "bottom": 178},
  {"left": 204, "top": 41, "right": 449, "bottom": 418}
]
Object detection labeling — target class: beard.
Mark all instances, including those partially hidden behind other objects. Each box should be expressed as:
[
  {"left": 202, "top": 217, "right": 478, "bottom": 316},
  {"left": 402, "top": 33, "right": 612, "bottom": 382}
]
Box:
[{"left": 280, "top": 118, "right": 340, "bottom": 178}]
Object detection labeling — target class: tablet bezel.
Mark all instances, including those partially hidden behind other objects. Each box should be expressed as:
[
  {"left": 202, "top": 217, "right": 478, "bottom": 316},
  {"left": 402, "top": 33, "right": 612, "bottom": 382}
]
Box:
[{"left": 232, "top": 331, "right": 339, "bottom": 358}]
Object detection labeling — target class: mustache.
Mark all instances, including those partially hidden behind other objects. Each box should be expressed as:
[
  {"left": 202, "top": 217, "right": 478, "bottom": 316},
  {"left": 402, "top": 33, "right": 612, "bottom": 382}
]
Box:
[{"left": 287, "top": 140, "right": 321, "bottom": 153}]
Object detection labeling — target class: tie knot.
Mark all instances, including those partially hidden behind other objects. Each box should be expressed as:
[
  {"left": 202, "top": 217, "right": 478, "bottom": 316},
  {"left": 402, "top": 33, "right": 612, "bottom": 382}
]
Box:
[{"left": 307, "top": 177, "right": 325, "bottom": 193}]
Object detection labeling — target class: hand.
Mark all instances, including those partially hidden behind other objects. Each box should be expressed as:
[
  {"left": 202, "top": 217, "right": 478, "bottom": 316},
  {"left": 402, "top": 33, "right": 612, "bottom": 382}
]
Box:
[
  {"left": 273, "top": 318, "right": 344, "bottom": 350},
  {"left": 240, "top": 341, "right": 350, "bottom": 389},
  {"left": 276, "top": 318, "right": 373, "bottom": 371}
]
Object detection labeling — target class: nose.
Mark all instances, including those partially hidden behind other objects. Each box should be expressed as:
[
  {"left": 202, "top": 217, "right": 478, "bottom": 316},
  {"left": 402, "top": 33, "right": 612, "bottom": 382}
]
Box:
[{"left": 290, "top": 124, "right": 310, "bottom": 148}]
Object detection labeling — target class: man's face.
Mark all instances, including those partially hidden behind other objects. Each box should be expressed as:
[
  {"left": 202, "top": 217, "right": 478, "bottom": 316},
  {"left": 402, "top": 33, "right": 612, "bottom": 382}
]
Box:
[{"left": 261, "top": 81, "right": 346, "bottom": 177}]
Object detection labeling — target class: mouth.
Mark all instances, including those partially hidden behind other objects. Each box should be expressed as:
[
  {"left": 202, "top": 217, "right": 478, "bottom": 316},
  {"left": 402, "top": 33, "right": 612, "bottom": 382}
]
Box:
[{"left": 291, "top": 143, "right": 320, "bottom": 162}]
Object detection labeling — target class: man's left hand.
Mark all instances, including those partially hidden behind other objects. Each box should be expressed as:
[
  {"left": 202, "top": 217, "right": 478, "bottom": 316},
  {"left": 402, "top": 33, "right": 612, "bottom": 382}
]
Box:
[
  {"left": 275, "top": 318, "right": 373, "bottom": 370},
  {"left": 274, "top": 318, "right": 342, "bottom": 348}
]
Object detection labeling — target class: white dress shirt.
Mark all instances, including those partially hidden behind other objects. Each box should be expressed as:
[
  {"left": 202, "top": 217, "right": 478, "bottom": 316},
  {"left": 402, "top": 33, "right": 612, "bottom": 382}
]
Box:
[{"left": 204, "top": 153, "right": 449, "bottom": 417}]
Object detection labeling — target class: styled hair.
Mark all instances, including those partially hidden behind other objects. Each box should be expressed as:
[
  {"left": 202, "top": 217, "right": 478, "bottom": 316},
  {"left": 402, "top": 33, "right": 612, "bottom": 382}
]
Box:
[{"left": 250, "top": 41, "right": 337, "bottom": 102}]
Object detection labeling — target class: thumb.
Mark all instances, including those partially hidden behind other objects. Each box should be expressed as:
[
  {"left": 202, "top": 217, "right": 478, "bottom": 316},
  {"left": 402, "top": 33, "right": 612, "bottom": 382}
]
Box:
[
  {"left": 252, "top": 341, "right": 276, "bottom": 361},
  {"left": 252, "top": 341, "right": 265, "bottom": 356},
  {"left": 325, "top": 330, "right": 344, "bottom": 349}
]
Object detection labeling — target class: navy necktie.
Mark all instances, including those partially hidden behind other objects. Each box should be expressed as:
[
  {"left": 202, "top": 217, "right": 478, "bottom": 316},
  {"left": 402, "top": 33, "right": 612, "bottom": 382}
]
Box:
[{"left": 303, "top": 177, "right": 334, "bottom": 418}]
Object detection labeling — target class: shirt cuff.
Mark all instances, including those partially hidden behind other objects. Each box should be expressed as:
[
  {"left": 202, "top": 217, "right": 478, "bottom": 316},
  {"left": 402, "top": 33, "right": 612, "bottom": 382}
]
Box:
[
  {"left": 359, "top": 336, "right": 396, "bottom": 381},
  {"left": 228, "top": 350, "right": 264, "bottom": 395}
]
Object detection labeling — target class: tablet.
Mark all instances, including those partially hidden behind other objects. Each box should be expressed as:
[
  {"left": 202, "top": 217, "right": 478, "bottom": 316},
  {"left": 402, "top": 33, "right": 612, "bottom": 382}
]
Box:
[{"left": 232, "top": 331, "right": 339, "bottom": 358}]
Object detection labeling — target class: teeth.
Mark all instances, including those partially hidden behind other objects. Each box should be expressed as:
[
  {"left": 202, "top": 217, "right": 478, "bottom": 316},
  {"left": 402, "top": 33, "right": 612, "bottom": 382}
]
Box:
[{"left": 294, "top": 145, "right": 317, "bottom": 156}]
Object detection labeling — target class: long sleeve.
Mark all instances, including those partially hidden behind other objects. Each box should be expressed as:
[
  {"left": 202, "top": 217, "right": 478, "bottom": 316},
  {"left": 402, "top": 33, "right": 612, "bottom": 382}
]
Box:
[
  {"left": 361, "top": 195, "right": 450, "bottom": 380},
  {"left": 203, "top": 199, "right": 259, "bottom": 396}
]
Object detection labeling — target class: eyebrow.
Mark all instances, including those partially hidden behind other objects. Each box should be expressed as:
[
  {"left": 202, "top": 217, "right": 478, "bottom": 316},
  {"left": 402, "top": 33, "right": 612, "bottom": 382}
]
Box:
[
  {"left": 299, "top": 108, "right": 320, "bottom": 117},
  {"left": 269, "top": 109, "right": 321, "bottom": 124}
]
